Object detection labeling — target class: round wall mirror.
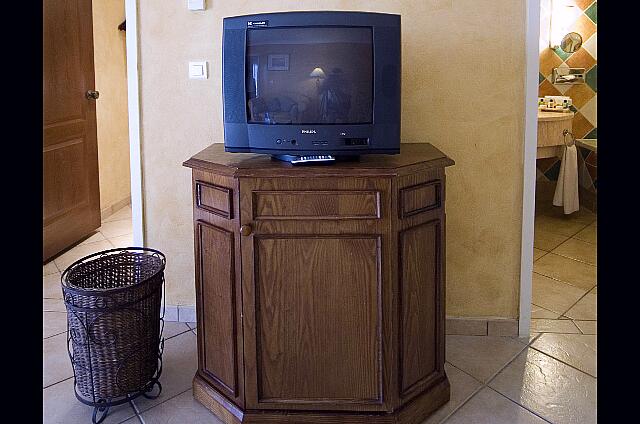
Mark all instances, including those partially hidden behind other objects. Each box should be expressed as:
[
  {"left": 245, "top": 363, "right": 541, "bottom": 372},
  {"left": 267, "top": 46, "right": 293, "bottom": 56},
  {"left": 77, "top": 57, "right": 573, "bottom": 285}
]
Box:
[{"left": 560, "top": 32, "right": 583, "bottom": 53}]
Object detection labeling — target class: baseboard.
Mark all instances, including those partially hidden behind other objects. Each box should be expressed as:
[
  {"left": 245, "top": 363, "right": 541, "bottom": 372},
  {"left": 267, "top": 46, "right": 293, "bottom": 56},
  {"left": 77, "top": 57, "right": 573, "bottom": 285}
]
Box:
[
  {"left": 446, "top": 317, "right": 519, "bottom": 336},
  {"left": 100, "top": 195, "right": 132, "bottom": 221}
]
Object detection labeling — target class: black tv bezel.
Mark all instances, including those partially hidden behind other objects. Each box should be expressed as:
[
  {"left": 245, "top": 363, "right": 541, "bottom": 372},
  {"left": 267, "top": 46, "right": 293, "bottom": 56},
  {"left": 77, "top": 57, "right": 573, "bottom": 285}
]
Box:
[{"left": 222, "top": 11, "right": 401, "bottom": 157}]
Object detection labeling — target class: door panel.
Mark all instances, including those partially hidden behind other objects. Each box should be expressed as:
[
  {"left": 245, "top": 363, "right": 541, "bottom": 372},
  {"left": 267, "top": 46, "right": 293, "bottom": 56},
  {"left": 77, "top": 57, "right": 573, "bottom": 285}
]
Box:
[
  {"left": 43, "top": 0, "right": 101, "bottom": 261},
  {"left": 253, "top": 236, "right": 382, "bottom": 406}
]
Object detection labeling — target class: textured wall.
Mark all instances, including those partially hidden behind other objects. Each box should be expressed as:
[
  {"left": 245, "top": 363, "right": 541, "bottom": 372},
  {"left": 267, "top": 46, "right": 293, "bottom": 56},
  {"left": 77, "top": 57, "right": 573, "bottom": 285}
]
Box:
[
  {"left": 138, "top": 0, "right": 527, "bottom": 318},
  {"left": 93, "top": 0, "right": 132, "bottom": 213}
]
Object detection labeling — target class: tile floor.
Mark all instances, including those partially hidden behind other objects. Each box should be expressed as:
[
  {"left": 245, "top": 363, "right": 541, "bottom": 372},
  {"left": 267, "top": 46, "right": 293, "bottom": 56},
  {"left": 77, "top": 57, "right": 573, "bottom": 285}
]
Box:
[{"left": 43, "top": 204, "right": 597, "bottom": 423}]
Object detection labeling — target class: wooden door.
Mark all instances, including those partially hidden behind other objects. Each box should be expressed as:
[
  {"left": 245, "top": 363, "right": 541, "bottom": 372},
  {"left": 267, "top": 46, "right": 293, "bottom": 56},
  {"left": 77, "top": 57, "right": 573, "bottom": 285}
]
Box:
[
  {"left": 239, "top": 176, "right": 394, "bottom": 412},
  {"left": 43, "top": 0, "right": 101, "bottom": 262}
]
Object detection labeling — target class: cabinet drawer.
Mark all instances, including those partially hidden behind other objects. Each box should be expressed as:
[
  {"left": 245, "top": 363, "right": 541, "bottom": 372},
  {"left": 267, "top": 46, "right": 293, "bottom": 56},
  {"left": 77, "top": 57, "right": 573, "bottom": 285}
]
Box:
[
  {"left": 252, "top": 190, "right": 381, "bottom": 220},
  {"left": 399, "top": 181, "right": 441, "bottom": 218}
]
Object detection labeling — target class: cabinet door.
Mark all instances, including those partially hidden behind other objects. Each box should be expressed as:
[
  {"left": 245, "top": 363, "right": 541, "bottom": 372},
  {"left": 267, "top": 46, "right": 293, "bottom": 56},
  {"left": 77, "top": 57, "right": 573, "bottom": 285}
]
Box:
[
  {"left": 240, "top": 177, "right": 393, "bottom": 412},
  {"left": 191, "top": 170, "right": 244, "bottom": 408}
]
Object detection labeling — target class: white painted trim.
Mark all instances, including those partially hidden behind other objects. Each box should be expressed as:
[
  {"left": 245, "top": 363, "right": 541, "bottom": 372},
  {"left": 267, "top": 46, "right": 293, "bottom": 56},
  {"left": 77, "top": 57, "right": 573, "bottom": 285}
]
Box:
[
  {"left": 519, "top": 0, "right": 541, "bottom": 337},
  {"left": 125, "top": 0, "right": 145, "bottom": 246}
]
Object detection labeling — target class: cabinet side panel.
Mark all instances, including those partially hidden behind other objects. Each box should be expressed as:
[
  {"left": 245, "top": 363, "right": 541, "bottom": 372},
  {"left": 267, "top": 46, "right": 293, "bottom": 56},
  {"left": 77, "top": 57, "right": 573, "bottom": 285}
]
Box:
[
  {"left": 399, "top": 220, "right": 440, "bottom": 396},
  {"left": 196, "top": 221, "right": 239, "bottom": 397}
]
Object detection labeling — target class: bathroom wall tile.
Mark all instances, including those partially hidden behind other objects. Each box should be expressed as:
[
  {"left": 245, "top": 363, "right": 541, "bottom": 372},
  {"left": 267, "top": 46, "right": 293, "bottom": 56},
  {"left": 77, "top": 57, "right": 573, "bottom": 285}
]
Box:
[
  {"left": 566, "top": 47, "right": 595, "bottom": 71},
  {"left": 552, "top": 46, "right": 571, "bottom": 62},
  {"left": 580, "top": 95, "right": 597, "bottom": 127},
  {"left": 531, "top": 333, "right": 596, "bottom": 377},
  {"left": 539, "top": 50, "right": 563, "bottom": 78},
  {"left": 552, "top": 238, "right": 597, "bottom": 265},
  {"left": 536, "top": 157, "right": 560, "bottom": 173},
  {"left": 565, "top": 84, "right": 595, "bottom": 109},
  {"left": 542, "top": 160, "right": 561, "bottom": 181},
  {"left": 571, "top": 111, "right": 594, "bottom": 139},
  {"left": 573, "top": 0, "right": 595, "bottom": 11},
  {"left": 585, "top": 1, "right": 597, "bottom": 24},
  {"left": 582, "top": 33, "right": 597, "bottom": 60},
  {"left": 573, "top": 13, "right": 597, "bottom": 41},
  {"left": 538, "top": 79, "right": 562, "bottom": 97},
  {"left": 586, "top": 163, "right": 597, "bottom": 184},
  {"left": 534, "top": 253, "right": 597, "bottom": 291},
  {"left": 532, "top": 273, "right": 586, "bottom": 315},
  {"left": 538, "top": 72, "right": 545, "bottom": 84},
  {"left": 585, "top": 64, "right": 597, "bottom": 92},
  {"left": 585, "top": 151, "right": 597, "bottom": 167}
]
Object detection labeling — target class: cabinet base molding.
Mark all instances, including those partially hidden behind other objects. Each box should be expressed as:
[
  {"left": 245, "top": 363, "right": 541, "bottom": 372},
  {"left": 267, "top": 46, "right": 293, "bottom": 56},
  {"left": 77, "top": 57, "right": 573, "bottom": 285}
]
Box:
[{"left": 193, "top": 373, "right": 450, "bottom": 424}]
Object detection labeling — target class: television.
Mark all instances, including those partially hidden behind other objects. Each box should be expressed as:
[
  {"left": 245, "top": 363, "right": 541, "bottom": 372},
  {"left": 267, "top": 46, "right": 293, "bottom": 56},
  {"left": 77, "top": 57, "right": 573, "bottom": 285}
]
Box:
[{"left": 222, "top": 11, "right": 401, "bottom": 163}]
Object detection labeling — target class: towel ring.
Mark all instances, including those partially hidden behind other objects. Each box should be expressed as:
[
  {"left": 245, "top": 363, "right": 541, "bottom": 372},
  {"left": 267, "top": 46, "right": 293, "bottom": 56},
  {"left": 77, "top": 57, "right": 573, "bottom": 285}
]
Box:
[{"left": 562, "top": 129, "right": 576, "bottom": 147}]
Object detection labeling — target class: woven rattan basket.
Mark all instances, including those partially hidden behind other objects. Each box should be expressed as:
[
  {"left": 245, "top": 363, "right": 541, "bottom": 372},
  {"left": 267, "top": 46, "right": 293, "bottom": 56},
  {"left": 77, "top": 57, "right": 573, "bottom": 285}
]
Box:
[{"left": 61, "top": 247, "right": 165, "bottom": 424}]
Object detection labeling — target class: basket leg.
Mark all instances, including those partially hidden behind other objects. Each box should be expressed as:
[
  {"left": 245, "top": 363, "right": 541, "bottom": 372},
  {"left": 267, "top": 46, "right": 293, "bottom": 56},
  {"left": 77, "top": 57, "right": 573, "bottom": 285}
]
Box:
[
  {"left": 142, "top": 379, "right": 162, "bottom": 400},
  {"left": 92, "top": 399, "right": 110, "bottom": 424}
]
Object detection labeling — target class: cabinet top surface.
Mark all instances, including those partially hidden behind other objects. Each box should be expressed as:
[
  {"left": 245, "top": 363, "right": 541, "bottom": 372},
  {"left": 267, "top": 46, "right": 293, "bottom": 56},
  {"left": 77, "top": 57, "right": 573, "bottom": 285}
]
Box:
[{"left": 183, "top": 143, "right": 454, "bottom": 177}]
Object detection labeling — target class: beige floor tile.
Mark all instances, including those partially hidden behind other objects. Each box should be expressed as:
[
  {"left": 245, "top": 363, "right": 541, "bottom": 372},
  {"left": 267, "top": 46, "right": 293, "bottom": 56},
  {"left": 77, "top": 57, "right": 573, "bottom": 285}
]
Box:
[
  {"left": 534, "top": 215, "right": 590, "bottom": 237},
  {"left": 532, "top": 248, "right": 547, "bottom": 261},
  {"left": 443, "top": 387, "right": 548, "bottom": 424},
  {"left": 533, "top": 253, "right": 596, "bottom": 291},
  {"left": 564, "top": 292, "right": 597, "bottom": 320},
  {"left": 102, "top": 206, "right": 132, "bottom": 223},
  {"left": 133, "top": 331, "right": 198, "bottom": 413},
  {"left": 44, "top": 298, "right": 66, "bottom": 312},
  {"left": 590, "top": 286, "right": 597, "bottom": 294},
  {"left": 98, "top": 219, "right": 133, "bottom": 239},
  {"left": 53, "top": 240, "right": 114, "bottom": 272},
  {"left": 138, "top": 389, "right": 222, "bottom": 424},
  {"left": 531, "top": 333, "right": 597, "bottom": 377},
  {"left": 530, "top": 318, "right": 580, "bottom": 334},
  {"left": 43, "top": 332, "right": 74, "bottom": 388},
  {"left": 163, "top": 321, "right": 192, "bottom": 340},
  {"left": 43, "top": 311, "right": 68, "bottom": 339},
  {"left": 108, "top": 233, "right": 135, "bottom": 248},
  {"left": 423, "top": 363, "right": 482, "bottom": 424},
  {"left": 445, "top": 335, "right": 527, "bottom": 383},
  {"left": 44, "top": 273, "right": 63, "bottom": 299},
  {"left": 574, "top": 320, "right": 597, "bottom": 334},
  {"left": 43, "top": 378, "right": 137, "bottom": 424},
  {"left": 573, "top": 222, "right": 596, "bottom": 244},
  {"left": 531, "top": 273, "right": 586, "bottom": 314},
  {"left": 489, "top": 348, "right": 597, "bottom": 424},
  {"left": 43, "top": 261, "right": 59, "bottom": 276},
  {"left": 538, "top": 207, "right": 596, "bottom": 226},
  {"left": 533, "top": 229, "right": 569, "bottom": 251},
  {"left": 552, "top": 238, "right": 597, "bottom": 265},
  {"left": 531, "top": 303, "right": 560, "bottom": 319},
  {"left": 78, "top": 231, "right": 107, "bottom": 245}
]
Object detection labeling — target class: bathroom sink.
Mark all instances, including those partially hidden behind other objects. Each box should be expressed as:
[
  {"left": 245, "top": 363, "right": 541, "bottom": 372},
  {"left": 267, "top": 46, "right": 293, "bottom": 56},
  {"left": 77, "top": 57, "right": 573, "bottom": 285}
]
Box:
[{"left": 537, "top": 111, "right": 574, "bottom": 159}]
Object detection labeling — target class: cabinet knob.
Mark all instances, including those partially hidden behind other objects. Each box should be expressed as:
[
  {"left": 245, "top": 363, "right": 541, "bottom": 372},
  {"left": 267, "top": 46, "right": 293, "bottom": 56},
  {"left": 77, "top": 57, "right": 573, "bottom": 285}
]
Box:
[{"left": 240, "top": 224, "right": 252, "bottom": 236}]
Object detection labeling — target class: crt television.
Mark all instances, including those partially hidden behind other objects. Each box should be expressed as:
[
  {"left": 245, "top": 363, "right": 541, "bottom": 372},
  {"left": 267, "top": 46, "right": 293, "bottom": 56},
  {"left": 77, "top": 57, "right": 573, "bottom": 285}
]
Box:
[{"left": 222, "top": 11, "right": 401, "bottom": 162}]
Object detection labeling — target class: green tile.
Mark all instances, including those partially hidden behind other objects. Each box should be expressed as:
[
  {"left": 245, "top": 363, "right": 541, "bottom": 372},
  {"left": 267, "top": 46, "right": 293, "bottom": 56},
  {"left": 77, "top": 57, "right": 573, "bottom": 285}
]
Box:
[
  {"left": 584, "top": 128, "right": 597, "bottom": 139},
  {"left": 585, "top": 2, "right": 597, "bottom": 24},
  {"left": 586, "top": 65, "right": 597, "bottom": 92},
  {"left": 539, "top": 72, "right": 546, "bottom": 84},
  {"left": 553, "top": 46, "right": 571, "bottom": 62}
]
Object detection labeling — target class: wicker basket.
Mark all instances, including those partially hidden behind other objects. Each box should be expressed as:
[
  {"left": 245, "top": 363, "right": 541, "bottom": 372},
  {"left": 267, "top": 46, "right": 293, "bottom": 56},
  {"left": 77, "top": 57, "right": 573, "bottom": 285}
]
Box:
[{"left": 61, "top": 247, "right": 165, "bottom": 423}]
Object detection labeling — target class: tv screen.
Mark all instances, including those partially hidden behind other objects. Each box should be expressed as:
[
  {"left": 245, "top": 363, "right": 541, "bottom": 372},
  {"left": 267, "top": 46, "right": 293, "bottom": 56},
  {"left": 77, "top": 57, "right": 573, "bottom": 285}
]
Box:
[{"left": 245, "top": 27, "right": 373, "bottom": 125}]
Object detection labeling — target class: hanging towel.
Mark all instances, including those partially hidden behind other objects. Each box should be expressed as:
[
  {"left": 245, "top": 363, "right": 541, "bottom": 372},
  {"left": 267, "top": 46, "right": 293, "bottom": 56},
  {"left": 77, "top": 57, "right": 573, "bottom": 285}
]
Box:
[{"left": 553, "top": 144, "right": 580, "bottom": 214}]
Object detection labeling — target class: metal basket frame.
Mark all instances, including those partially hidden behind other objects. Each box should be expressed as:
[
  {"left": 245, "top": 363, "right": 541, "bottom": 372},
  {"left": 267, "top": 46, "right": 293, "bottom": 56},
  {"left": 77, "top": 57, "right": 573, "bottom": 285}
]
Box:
[{"left": 61, "top": 247, "right": 166, "bottom": 424}]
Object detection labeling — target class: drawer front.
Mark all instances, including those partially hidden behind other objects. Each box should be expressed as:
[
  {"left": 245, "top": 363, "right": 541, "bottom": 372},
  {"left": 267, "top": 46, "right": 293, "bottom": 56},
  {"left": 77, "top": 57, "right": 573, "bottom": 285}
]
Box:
[
  {"left": 196, "top": 180, "right": 233, "bottom": 219},
  {"left": 399, "top": 180, "right": 441, "bottom": 218},
  {"left": 253, "top": 190, "right": 381, "bottom": 220}
]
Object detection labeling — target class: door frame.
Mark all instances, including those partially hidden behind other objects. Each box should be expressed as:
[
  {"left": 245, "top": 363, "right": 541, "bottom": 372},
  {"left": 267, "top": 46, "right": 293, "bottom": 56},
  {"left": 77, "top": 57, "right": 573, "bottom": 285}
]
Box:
[
  {"left": 125, "top": 0, "right": 144, "bottom": 246},
  {"left": 519, "top": 0, "right": 541, "bottom": 337}
]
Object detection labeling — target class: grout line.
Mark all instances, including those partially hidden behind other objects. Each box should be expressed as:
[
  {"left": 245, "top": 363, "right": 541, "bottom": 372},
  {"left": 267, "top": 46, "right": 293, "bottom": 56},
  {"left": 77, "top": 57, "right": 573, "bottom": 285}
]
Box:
[
  {"left": 486, "top": 386, "right": 555, "bottom": 424},
  {"left": 528, "top": 344, "right": 597, "bottom": 378},
  {"left": 132, "top": 387, "right": 192, "bottom": 416},
  {"left": 557, "top": 288, "right": 594, "bottom": 318},
  {"left": 532, "top": 270, "right": 595, "bottom": 294},
  {"left": 43, "top": 330, "right": 67, "bottom": 340},
  {"left": 43, "top": 375, "right": 74, "bottom": 390}
]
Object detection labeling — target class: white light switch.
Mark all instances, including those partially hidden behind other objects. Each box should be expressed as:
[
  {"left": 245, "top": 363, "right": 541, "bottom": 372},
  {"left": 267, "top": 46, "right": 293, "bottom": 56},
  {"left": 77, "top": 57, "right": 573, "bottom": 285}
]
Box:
[
  {"left": 187, "top": 0, "right": 206, "bottom": 11},
  {"left": 189, "top": 61, "right": 208, "bottom": 79}
]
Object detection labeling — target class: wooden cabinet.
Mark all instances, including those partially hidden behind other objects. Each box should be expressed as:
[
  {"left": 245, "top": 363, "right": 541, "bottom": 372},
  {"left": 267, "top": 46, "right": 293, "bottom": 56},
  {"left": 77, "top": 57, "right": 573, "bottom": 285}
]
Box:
[{"left": 184, "top": 144, "right": 454, "bottom": 424}]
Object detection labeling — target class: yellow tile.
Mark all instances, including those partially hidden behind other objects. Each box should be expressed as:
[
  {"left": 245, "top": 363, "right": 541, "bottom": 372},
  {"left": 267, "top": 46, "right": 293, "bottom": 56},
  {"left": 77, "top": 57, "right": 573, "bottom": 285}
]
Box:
[
  {"left": 566, "top": 47, "right": 596, "bottom": 70},
  {"left": 552, "top": 238, "right": 597, "bottom": 265},
  {"left": 538, "top": 79, "right": 562, "bottom": 98},
  {"left": 574, "top": 222, "right": 596, "bottom": 244},
  {"left": 534, "top": 229, "right": 569, "bottom": 251},
  {"left": 572, "top": 13, "right": 596, "bottom": 42},
  {"left": 530, "top": 319, "right": 580, "bottom": 333},
  {"left": 565, "top": 292, "right": 597, "bottom": 320},
  {"left": 539, "top": 49, "right": 563, "bottom": 78},
  {"left": 565, "top": 83, "right": 595, "bottom": 109},
  {"left": 571, "top": 111, "right": 594, "bottom": 139},
  {"left": 535, "top": 215, "right": 591, "bottom": 237},
  {"left": 534, "top": 253, "right": 597, "bottom": 291},
  {"left": 532, "top": 273, "right": 586, "bottom": 314},
  {"left": 533, "top": 248, "right": 547, "bottom": 261}
]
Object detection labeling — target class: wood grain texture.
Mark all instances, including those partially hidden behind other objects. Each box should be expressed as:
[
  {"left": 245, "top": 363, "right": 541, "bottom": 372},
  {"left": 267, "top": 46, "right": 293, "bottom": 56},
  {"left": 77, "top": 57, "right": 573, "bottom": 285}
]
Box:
[
  {"left": 196, "top": 180, "right": 233, "bottom": 219},
  {"left": 254, "top": 236, "right": 382, "bottom": 406},
  {"left": 185, "top": 149, "right": 454, "bottom": 422},
  {"left": 253, "top": 190, "right": 380, "bottom": 220},
  {"left": 195, "top": 221, "right": 238, "bottom": 396},
  {"left": 43, "top": 0, "right": 101, "bottom": 261}
]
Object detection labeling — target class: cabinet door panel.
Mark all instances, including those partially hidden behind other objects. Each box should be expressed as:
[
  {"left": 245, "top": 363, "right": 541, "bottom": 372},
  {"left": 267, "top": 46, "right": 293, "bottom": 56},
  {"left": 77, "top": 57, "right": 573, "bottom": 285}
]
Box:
[{"left": 250, "top": 236, "right": 383, "bottom": 410}]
